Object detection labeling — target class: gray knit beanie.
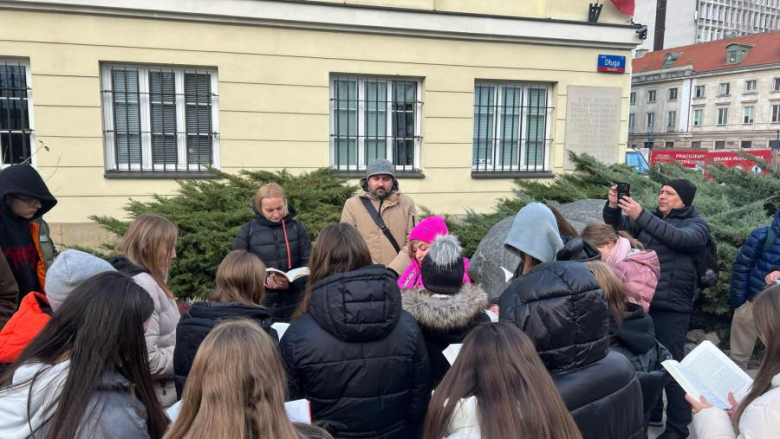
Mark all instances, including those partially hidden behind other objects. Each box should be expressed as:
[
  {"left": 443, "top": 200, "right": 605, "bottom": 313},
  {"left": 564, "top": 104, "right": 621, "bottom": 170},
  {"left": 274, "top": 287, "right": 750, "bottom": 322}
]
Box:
[
  {"left": 365, "top": 159, "right": 396, "bottom": 179},
  {"left": 46, "top": 250, "right": 116, "bottom": 311}
]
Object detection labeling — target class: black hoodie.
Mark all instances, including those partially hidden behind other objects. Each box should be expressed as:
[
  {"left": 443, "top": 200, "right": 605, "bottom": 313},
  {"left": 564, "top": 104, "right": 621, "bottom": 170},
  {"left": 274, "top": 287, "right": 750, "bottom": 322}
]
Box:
[{"left": 0, "top": 165, "right": 57, "bottom": 298}]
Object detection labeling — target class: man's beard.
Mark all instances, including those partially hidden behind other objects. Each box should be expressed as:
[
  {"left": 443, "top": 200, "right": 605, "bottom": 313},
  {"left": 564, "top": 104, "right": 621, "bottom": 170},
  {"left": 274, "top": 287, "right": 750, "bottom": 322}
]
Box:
[{"left": 370, "top": 187, "right": 389, "bottom": 200}]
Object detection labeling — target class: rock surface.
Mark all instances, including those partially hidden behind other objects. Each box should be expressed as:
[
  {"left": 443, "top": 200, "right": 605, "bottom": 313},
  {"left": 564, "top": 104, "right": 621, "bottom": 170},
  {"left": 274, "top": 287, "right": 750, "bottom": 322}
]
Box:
[{"left": 470, "top": 199, "right": 607, "bottom": 299}]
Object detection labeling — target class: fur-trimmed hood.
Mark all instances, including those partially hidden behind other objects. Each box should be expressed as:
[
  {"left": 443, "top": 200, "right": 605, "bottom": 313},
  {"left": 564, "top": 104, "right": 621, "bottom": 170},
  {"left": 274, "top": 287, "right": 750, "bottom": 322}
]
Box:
[{"left": 402, "top": 283, "right": 488, "bottom": 330}]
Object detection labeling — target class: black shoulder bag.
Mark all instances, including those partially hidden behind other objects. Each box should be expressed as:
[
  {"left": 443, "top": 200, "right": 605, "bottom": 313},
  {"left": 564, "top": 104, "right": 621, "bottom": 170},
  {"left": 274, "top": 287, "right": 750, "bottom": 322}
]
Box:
[{"left": 359, "top": 197, "right": 401, "bottom": 253}]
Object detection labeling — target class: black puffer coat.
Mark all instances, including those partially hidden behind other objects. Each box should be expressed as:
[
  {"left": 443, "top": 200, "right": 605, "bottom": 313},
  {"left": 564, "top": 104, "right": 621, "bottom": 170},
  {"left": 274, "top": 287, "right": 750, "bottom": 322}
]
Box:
[
  {"left": 173, "top": 301, "right": 277, "bottom": 397},
  {"left": 233, "top": 205, "right": 313, "bottom": 321},
  {"left": 499, "top": 261, "right": 644, "bottom": 439},
  {"left": 280, "top": 265, "right": 430, "bottom": 439},
  {"left": 610, "top": 302, "right": 672, "bottom": 421},
  {"left": 401, "top": 284, "right": 491, "bottom": 387},
  {"left": 604, "top": 203, "right": 710, "bottom": 313}
]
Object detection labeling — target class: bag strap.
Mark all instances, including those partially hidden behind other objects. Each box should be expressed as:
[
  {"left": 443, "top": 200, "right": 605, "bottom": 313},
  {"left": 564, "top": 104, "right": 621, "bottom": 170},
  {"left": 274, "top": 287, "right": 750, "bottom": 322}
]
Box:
[
  {"left": 762, "top": 226, "right": 776, "bottom": 257},
  {"left": 359, "top": 197, "right": 401, "bottom": 253}
]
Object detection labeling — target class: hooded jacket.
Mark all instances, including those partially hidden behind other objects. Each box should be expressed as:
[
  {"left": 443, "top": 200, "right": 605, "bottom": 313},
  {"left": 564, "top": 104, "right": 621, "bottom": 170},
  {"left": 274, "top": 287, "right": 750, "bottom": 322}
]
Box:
[
  {"left": 341, "top": 180, "right": 416, "bottom": 276},
  {"left": 609, "top": 302, "right": 672, "bottom": 418},
  {"left": 233, "top": 204, "right": 312, "bottom": 322},
  {"left": 499, "top": 260, "right": 644, "bottom": 439},
  {"left": 173, "top": 301, "right": 277, "bottom": 396},
  {"left": 604, "top": 203, "right": 710, "bottom": 314},
  {"left": 0, "top": 250, "right": 19, "bottom": 329},
  {"left": 0, "top": 361, "right": 150, "bottom": 439},
  {"left": 280, "top": 265, "right": 430, "bottom": 439},
  {"left": 110, "top": 256, "right": 179, "bottom": 408},
  {"left": 730, "top": 209, "right": 780, "bottom": 308},
  {"left": 0, "top": 292, "right": 51, "bottom": 364},
  {"left": 401, "top": 284, "right": 490, "bottom": 386},
  {"left": 0, "top": 165, "right": 57, "bottom": 299}
]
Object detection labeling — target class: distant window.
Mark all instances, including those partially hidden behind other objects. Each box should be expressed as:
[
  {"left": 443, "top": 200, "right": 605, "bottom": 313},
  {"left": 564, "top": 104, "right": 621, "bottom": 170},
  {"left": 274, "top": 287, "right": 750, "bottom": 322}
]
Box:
[
  {"left": 628, "top": 113, "right": 635, "bottom": 130},
  {"left": 665, "top": 141, "right": 674, "bottom": 148},
  {"left": 668, "top": 88, "right": 678, "bottom": 100},
  {"left": 772, "top": 104, "right": 780, "bottom": 123},
  {"left": 717, "top": 107, "right": 729, "bottom": 125},
  {"left": 695, "top": 85, "right": 706, "bottom": 98},
  {"left": 745, "top": 80, "right": 757, "bottom": 92},
  {"left": 774, "top": 78, "right": 780, "bottom": 91},
  {"left": 715, "top": 140, "right": 726, "bottom": 150},
  {"left": 741, "top": 140, "right": 752, "bottom": 149},
  {"left": 719, "top": 83, "right": 730, "bottom": 95},
  {"left": 648, "top": 90, "right": 657, "bottom": 102},
  {"left": 630, "top": 92, "right": 636, "bottom": 104},
  {"left": 644, "top": 141, "right": 654, "bottom": 149},
  {"left": 743, "top": 106, "right": 755, "bottom": 124},
  {"left": 667, "top": 111, "right": 676, "bottom": 127},
  {"left": 647, "top": 112, "right": 655, "bottom": 128},
  {"left": 693, "top": 109, "right": 703, "bottom": 126},
  {"left": 692, "top": 141, "right": 702, "bottom": 148}
]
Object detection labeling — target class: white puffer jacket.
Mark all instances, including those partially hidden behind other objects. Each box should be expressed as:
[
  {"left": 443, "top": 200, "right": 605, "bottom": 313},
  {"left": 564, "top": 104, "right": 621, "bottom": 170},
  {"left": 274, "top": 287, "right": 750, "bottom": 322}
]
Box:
[
  {"left": 694, "top": 373, "right": 780, "bottom": 438},
  {"left": 133, "top": 272, "right": 179, "bottom": 408}
]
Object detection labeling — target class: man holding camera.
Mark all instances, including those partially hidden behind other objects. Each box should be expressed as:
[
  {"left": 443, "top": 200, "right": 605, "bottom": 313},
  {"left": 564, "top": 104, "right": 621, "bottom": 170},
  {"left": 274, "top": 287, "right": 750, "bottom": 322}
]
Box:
[{"left": 603, "top": 179, "right": 710, "bottom": 439}]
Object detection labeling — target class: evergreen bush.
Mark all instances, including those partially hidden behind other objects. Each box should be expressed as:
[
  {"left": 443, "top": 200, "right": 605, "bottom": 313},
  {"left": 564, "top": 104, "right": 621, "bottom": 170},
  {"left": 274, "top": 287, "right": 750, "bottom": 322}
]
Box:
[{"left": 90, "top": 169, "right": 356, "bottom": 299}]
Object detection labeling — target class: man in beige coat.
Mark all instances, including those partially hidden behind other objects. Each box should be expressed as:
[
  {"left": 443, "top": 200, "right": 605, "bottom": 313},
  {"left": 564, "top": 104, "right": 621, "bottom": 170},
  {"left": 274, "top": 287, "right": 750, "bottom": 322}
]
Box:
[{"left": 341, "top": 159, "right": 416, "bottom": 276}]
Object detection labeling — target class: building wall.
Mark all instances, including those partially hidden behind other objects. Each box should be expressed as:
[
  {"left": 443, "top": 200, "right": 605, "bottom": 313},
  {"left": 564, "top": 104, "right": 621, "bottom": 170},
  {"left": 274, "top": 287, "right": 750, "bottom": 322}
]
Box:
[
  {"left": 629, "top": 65, "right": 780, "bottom": 149},
  {"left": 697, "top": 0, "right": 780, "bottom": 43},
  {"left": 0, "top": 1, "right": 638, "bottom": 247}
]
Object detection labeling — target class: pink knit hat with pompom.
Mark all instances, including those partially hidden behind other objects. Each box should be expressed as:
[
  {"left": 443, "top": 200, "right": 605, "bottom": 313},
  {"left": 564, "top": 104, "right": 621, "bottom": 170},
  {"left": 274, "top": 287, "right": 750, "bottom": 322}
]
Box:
[{"left": 409, "top": 216, "right": 449, "bottom": 244}]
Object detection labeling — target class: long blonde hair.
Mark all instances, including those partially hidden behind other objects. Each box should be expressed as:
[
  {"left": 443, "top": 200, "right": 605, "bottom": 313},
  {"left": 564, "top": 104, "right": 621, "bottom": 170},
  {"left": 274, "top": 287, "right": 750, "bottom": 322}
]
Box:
[
  {"left": 209, "top": 250, "right": 266, "bottom": 305},
  {"left": 254, "top": 183, "right": 288, "bottom": 216},
  {"left": 118, "top": 213, "right": 178, "bottom": 298},
  {"left": 585, "top": 261, "right": 637, "bottom": 328},
  {"left": 734, "top": 284, "right": 780, "bottom": 433},
  {"left": 164, "top": 320, "right": 303, "bottom": 439}
]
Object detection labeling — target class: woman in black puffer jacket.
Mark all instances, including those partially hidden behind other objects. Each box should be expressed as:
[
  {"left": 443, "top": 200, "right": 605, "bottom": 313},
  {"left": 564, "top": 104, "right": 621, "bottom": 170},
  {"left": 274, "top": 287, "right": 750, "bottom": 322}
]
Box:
[
  {"left": 173, "top": 250, "right": 278, "bottom": 397},
  {"left": 499, "top": 203, "right": 644, "bottom": 439},
  {"left": 281, "top": 223, "right": 430, "bottom": 439},
  {"left": 233, "top": 183, "right": 312, "bottom": 322}
]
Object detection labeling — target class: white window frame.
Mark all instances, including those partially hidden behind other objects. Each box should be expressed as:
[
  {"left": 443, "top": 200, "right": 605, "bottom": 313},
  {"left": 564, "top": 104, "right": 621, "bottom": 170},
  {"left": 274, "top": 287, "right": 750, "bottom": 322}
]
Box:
[
  {"left": 745, "top": 79, "right": 757, "bottom": 92},
  {"left": 648, "top": 90, "right": 657, "bottom": 102},
  {"left": 693, "top": 109, "right": 703, "bottom": 126},
  {"left": 719, "top": 82, "right": 730, "bottom": 95},
  {"left": 646, "top": 112, "right": 655, "bottom": 128},
  {"left": 470, "top": 81, "right": 552, "bottom": 172},
  {"left": 101, "top": 64, "right": 220, "bottom": 172},
  {"left": 668, "top": 88, "right": 678, "bottom": 101},
  {"left": 772, "top": 104, "right": 780, "bottom": 123},
  {"left": 329, "top": 76, "right": 422, "bottom": 172},
  {"left": 667, "top": 111, "right": 676, "bottom": 127},
  {"left": 717, "top": 107, "right": 729, "bottom": 125},
  {"left": 695, "top": 85, "right": 706, "bottom": 98},
  {"left": 0, "top": 59, "right": 36, "bottom": 168},
  {"left": 742, "top": 106, "right": 755, "bottom": 124}
]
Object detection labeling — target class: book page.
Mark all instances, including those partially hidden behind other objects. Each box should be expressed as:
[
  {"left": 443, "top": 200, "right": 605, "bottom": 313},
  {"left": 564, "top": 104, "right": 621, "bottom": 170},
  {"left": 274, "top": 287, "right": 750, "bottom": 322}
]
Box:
[
  {"left": 286, "top": 266, "right": 310, "bottom": 282},
  {"left": 285, "top": 399, "right": 311, "bottom": 424},
  {"left": 443, "top": 344, "right": 463, "bottom": 365},
  {"left": 680, "top": 341, "right": 753, "bottom": 409},
  {"left": 663, "top": 360, "right": 724, "bottom": 408},
  {"left": 272, "top": 322, "right": 290, "bottom": 340}
]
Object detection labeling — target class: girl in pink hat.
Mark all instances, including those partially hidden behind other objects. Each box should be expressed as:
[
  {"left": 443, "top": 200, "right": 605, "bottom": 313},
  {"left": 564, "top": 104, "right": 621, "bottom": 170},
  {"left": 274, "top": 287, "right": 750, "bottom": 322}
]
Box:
[{"left": 398, "top": 216, "right": 471, "bottom": 290}]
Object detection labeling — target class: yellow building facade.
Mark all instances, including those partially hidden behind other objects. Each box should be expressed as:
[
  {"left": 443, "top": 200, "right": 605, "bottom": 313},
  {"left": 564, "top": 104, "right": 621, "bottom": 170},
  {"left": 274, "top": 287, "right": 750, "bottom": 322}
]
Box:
[{"left": 0, "top": 0, "right": 641, "bottom": 246}]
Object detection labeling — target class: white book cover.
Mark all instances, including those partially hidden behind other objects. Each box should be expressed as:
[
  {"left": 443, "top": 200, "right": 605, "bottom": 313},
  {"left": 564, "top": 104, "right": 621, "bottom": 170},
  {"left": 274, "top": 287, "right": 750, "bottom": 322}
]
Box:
[{"left": 662, "top": 341, "right": 753, "bottom": 410}]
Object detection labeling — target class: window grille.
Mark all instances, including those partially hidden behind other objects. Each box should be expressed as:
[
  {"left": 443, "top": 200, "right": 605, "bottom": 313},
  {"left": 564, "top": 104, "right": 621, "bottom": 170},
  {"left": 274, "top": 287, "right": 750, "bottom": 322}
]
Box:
[
  {"left": 471, "top": 83, "right": 552, "bottom": 173},
  {"left": 0, "top": 60, "right": 34, "bottom": 167},
  {"left": 101, "top": 65, "right": 219, "bottom": 173},
  {"left": 329, "top": 76, "right": 422, "bottom": 172}
]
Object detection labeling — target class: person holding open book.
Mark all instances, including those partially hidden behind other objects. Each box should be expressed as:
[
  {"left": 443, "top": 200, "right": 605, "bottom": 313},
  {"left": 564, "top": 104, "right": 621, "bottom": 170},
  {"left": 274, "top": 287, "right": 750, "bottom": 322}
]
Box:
[
  {"left": 233, "top": 183, "right": 313, "bottom": 322},
  {"left": 687, "top": 284, "right": 780, "bottom": 438}
]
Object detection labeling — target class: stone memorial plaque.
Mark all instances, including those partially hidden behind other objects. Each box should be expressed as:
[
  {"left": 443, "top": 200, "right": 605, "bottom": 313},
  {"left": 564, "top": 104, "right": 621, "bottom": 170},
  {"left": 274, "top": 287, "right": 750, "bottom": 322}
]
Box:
[{"left": 564, "top": 86, "right": 622, "bottom": 170}]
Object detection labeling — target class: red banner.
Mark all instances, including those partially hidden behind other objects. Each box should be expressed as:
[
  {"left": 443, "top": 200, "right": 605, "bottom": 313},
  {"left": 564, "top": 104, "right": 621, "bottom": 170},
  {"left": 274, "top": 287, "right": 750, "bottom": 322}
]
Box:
[{"left": 650, "top": 149, "right": 772, "bottom": 176}]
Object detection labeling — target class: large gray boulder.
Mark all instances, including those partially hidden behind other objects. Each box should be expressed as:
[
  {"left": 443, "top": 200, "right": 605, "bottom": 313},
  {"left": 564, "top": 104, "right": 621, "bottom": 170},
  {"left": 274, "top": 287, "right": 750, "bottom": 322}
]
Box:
[{"left": 470, "top": 199, "right": 607, "bottom": 299}]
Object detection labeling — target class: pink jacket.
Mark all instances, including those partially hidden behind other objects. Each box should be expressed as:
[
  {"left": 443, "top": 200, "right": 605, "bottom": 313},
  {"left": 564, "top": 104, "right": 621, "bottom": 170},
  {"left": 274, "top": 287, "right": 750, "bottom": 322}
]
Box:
[
  {"left": 398, "top": 257, "right": 471, "bottom": 290},
  {"left": 611, "top": 249, "right": 660, "bottom": 313}
]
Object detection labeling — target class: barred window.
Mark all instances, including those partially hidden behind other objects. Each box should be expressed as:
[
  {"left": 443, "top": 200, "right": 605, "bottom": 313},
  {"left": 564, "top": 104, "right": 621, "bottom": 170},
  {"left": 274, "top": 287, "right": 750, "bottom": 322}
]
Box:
[
  {"left": 329, "top": 76, "right": 421, "bottom": 172},
  {"left": 101, "top": 65, "right": 219, "bottom": 173},
  {"left": 472, "top": 83, "right": 552, "bottom": 173},
  {"left": 1, "top": 60, "right": 34, "bottom": 167}
]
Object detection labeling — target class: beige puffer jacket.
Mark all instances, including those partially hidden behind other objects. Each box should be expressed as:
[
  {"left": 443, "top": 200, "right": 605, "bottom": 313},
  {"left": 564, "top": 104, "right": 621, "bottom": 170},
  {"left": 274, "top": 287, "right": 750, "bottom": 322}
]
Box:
[
  {"left": 132, "top": 272, "right": 179, "bottom": 408},
  {"left": 341, "top": 185, "right": 416, "bottom": 275}
]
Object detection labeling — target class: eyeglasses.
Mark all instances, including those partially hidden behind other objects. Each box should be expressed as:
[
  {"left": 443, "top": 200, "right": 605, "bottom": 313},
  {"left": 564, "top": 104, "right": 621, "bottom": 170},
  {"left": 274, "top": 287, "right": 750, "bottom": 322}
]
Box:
[{"left": 9, "top": 194, "right": 41, "bottom": 208}]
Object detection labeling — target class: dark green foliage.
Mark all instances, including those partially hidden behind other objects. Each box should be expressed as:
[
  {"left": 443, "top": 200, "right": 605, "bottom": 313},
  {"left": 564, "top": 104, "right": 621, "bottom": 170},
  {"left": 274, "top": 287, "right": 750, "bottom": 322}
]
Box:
[{"left": 90, "top": 169, "right": 356, "bottom": 299}]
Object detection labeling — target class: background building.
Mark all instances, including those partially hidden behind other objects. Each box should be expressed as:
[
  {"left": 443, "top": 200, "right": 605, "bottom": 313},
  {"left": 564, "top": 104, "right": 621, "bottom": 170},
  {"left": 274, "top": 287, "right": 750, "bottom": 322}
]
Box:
[
  {"left": 634, "top": 0, "right": 780, "bottom": 53},
  {"left": 629, "top": 31, "right": 780, "bottom": 150},
  {"left": 0, "top": 0, "right": 641, "bottom": 247}
]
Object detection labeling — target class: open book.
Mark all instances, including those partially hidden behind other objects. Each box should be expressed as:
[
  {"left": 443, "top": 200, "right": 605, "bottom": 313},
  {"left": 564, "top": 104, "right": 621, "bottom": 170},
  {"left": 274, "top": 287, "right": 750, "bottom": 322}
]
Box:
[
  {"left": 267, "top": 266, "right": 310, "bottom": 282},
  {"left": 662, "top": 341, "right": 753, "bottom": 410}
]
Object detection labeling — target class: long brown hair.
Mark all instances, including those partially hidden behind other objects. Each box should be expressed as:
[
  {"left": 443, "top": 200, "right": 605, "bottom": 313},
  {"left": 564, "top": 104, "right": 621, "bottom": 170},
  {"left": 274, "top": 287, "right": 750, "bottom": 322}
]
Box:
[
  {"left": 424, "top": 323, "right": 582, "bottom": 439},
  {"left": 209, "top": 250, "right": 266, "bottom": 305},
  {"left": 733, "top": 284, "right": 780, "bottom": 433},
  {"left": 164, "top": 320, "right": 303, "bottom": 439},
  {"left": 581, "top": 223, "right": 644, "bottom": 250},
  {"left": 118, "top": 213, "right": 178, "bottom": 298},
  {"left": 585, "top": 261, "right": 638, "bottom": 329},
  {"left": 292, "top": 223, "right": 372, "bottom": 319}
]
